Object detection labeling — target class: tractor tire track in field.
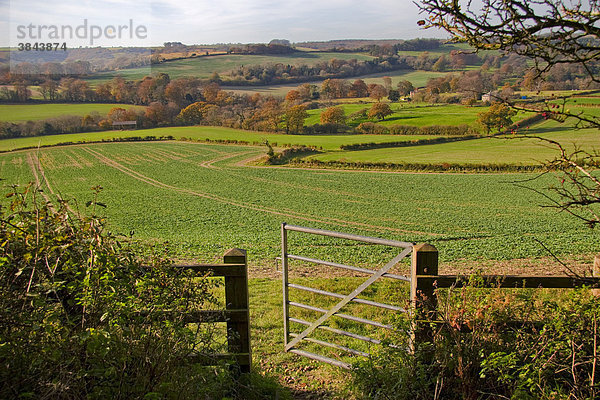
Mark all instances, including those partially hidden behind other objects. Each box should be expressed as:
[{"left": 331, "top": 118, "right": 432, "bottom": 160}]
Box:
[
  {"left": 26, "top": 152, "right": 53, "bottom": 208},
  {"left": 26, "top": 152, "right": 76, "bottom": 214},
  {"left": 82, "top": 146, "right": 438, "bottom": 236},
  {"left": 199, "top": 151, "right": 258, "bottom": 169}
]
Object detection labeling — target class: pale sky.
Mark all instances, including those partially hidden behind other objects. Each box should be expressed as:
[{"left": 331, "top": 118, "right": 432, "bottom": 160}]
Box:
[{"left": 1, "top": 0, "right": 445, "bottom": 47}]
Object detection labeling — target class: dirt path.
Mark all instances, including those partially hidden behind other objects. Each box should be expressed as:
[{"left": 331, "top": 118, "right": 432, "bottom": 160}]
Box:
[{"left": 82, "top": 146, "right": 438, "bottom": 236}]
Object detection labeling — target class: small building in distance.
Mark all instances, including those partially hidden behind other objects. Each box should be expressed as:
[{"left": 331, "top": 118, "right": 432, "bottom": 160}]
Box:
[{"left": 112, "top": 121, "right": 137, "bottom": 130}]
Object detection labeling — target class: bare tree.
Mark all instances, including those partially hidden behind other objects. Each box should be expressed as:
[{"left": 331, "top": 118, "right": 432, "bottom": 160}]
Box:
[
  {"left": 419, "top": 0, "right": 600, "bottom": 83},
  {"left": 418, "top": 0, "right": 600, "bottom": 228}
]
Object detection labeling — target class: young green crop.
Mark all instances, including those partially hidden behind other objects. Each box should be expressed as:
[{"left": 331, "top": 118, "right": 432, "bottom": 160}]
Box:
[{"left": 0, "top": 142, "right": 594, "bottom": 268}]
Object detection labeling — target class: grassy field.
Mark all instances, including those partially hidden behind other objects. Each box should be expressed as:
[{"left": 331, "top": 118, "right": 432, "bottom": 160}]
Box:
[
  {"left": 0, "top": 103, "right": 145, "bottom": 122},
  {"left": 1, "top": 141, "right": 595, "bottom": 266},
  {"left": 309, "top": 124, "right": 599, "bottom": 165},
  {"left": 0, "top": 126, "right": 443, "bottom": 152},
  {"left": 86, "top": 52, "right": 374, "bottom": 85},
  {"left": 305, "top": 102, "right": 532, "bottom": 128},
  {"left": 228, "top": 70, "right": 453, "bottom": 97}
]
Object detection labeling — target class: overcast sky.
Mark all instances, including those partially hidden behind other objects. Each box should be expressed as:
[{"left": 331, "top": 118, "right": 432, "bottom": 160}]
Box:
[{"left": 1, "top": 0, "right": 446, "bottom": 47}]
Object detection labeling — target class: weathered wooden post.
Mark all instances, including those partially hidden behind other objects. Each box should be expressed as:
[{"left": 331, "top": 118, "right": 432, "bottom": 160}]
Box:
[
  {"left": 410, "top": 243, "right": 439, "bottom": 352},
  {"left": 223, "top": 248, "right": 251, "bottom": 373},
  {"left": 594, "top": 254, "right": 600, "bottom": 297}
]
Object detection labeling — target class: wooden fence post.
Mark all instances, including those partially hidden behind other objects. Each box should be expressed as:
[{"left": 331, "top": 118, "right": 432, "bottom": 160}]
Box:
[
  {"left": 223, "top": 248, "right": 251, "bottom": 373},
  {"left": 594, "top": 254, "right": 600, "bottom": 297},
  {"left": 410, "top": 243, "right": 439, "bottom": 352}
]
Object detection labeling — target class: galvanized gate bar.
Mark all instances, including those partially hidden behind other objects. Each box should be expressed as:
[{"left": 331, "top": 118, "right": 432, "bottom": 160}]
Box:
[
  {"left": 288, "top": 283, "right": 407, "bottom": 312},
  {"left": 282, "top": 224, "right": 290, "bottom": 346},
  {"left": 289, "top": 301, "right": 394, "bottom": 329},
  {"left": 289, "top": 349, "right": 352, "bottom": 369},
  {"left": 287, "top": 254, "right": 411, "bottom": 281},
  {"left": 285, "top": 247, "right": 413, "bottom": 351},
  {"left": 289, "top": 317, "right": 383, "bottom": 344},
  {"left": 289, "top": 333, "right": 370, "bottom": 358},
  {"left": 284, "top": 224, "right": 414, "bottom": 248}
]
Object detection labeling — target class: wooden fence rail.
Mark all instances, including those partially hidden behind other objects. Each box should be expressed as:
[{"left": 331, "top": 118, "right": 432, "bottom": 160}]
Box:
[
  {"left": 168, "top": 248, "right": 251, "bottom": 373},
  {"left": 411, "top": 244, "right": 600, "bottom": 347}
]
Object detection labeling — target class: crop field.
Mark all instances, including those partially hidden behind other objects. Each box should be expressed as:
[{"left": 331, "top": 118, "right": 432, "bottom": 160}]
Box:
[
  {"left": 0, "top": 141, "right": 595, "bottom": 268},
  {"left": 0, "top": 126, "right": 442, "bottom": 152},
  {"left": 0, "top": 103, "right": 145, "bottom": 122},
  {"left": 86, "top": 52, "right": 374, "bottom": 84}
]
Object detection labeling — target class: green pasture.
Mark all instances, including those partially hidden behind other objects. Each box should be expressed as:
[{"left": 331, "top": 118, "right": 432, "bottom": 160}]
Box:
[
  {"left": 309, "top": 125, "right": 599, "bottom": 165},
  {"left": 0, "top": 142, "right": 596, "bottom": 266},
  {"left": 227, "top": 70, "right": 454, "bottom": 97},
  {"left": 0, "top": 103, "right": 145, "bottom": 122},
  {"left": 86, "top": 52, "right": 374, "bottom": 85},
  {"left": 358, "top": 69, "right": 452, "bottom": 88},
  {"left": 306, "top": 102, "right": 532, "bottom": 128},
  {"left": 0, "top": 126, "right": 442, "bottom": 152}
]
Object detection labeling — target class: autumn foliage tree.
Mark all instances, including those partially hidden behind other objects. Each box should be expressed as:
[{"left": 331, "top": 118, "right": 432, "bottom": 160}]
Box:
[
  {"left": 320, "top": 106, "right": 347, "bottom": 125},
  {"left": 368, "top": 84, "right": 388, "bottom": 102},
  {"left": 176, "top": 102, "right": 218, "bottom": 125},
  {"left": 368, "top": 102, "right": 394, "bottom": 121},
  {"left": 283, "top": 104, "right": 309, "bottom": 134},
  {"left": 477, "top": 102, "right": 516, "bottom": 134}
]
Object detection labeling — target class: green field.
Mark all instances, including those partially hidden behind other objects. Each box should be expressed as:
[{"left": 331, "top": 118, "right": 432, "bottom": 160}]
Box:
[
  {"left": 228, "top": 70, "right": 453, "bottom": 97},
  {"left": 1, "top": 142, "right": 595, "bottom": 267},
  {"left": 352, "top": 69, "right": 453, "bottom": 88},
  {"left": 0, "top": 103, "right": 145, "bottom": 122},
  {"left": 0, "top": 126, "right": 442, "bottom": 152},
  {"left": 309, "top": 124, "right": 599, "bottom": 165},
  {"left": 86, "top": 52, "right": 374, "bottom": 84},
  {"left": 305, "top": 102, "right": 532, "bottom": 128}
]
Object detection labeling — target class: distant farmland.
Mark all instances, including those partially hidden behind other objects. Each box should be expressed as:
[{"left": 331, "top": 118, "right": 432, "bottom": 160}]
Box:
[
  {"left": 87, "top": 52, "right": 374, "bottom": 84},
  {"left": 0, "top": 103, "right": 145, "bottom": 122}
]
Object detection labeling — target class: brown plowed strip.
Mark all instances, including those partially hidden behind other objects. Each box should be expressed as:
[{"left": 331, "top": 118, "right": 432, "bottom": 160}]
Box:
[{"left": 82, "top": 146, "right": 439, "bottom": 236}]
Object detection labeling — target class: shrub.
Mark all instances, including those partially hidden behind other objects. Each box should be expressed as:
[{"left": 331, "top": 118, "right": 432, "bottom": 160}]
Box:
[
  {"left": 356, "top": 122, "right": 389, "bottom": 134},
  {"left": 303, "top": 123, "right": 349, "bottom": 134},
  {"left": 0, "top": 185, "right": 257, "bottom": 399},
  {"left": 351, "top": 280, "right": 600, "bottom": 399}
]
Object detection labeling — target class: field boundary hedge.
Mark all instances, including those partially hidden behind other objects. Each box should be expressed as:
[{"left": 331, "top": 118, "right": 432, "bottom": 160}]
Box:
[
  {"left": 266, "top": 146, "right": 320, "bottom": 165},
  {"left": 339, "top": 134, "right": 481, "bottom": 151},
  {"left": 340, "top": 113, "right": 545, "bottom": 151},
  {"left": 292, "top": 158, "right": 545, "bottom": 173}
]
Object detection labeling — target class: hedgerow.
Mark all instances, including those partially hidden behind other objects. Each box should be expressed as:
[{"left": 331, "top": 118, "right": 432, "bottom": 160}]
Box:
[
  {"left": 0, "top": 184, "right": 279, "bottom": 399},
  {"left": 352, "top": 281, "right": 600, "bottom": 399},
  {"left": 293, "top": 158, "right": 543, "bottom": 173}
]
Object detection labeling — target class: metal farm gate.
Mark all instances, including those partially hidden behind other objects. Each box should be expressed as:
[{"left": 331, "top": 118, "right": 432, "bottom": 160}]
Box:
[{"left": 280, "top": 223, "right": 438, "bottom": 369}]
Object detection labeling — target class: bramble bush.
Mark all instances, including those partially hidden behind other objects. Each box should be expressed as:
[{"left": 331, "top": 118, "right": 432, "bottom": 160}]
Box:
[
  {"left": 352, "top": 278, "right": 600, "bottom": 399},
  {"left": 0, "top": 184, "right": 280, "bottom": 399}
]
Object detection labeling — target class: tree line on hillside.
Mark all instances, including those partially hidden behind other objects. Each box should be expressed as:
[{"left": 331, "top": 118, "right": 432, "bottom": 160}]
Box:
[
  {"left": 225, "top": 51, "right": 490, "bottom": 85},
  {"left": 0, "top": 75, "right": 474, "bottom": 139},
  {"left": 2, "top": 45, "right": 490, "bottom": 88}
]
